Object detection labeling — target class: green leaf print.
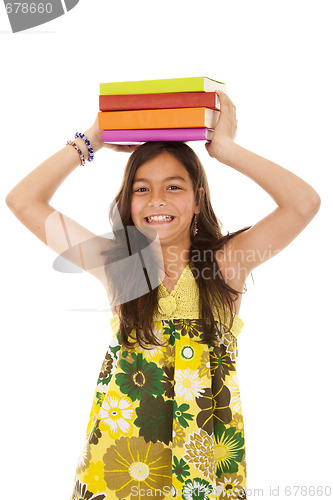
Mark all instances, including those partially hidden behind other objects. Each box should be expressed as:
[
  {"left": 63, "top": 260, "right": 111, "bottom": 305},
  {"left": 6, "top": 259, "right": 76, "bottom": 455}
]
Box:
[
  {"left": 163, "top": 320, "right": 180, "bottom": 346},
  {"left": 96, "top": 391, "right": 105, "bottom": 407},
  {"left": 172, "top": 456, "right": 191, "bottom": 483},
  {"left": 97, "top": 373, "right": 112, "bottom": 386},
  {"left": 182, "top": 477, "right": 213, "bottom": 500},
  {"left": 173, "top": 401, "right": 194, "bottom": 428},
  {"left": 115, "top": 352, "right": 164, "bottom": 401}
]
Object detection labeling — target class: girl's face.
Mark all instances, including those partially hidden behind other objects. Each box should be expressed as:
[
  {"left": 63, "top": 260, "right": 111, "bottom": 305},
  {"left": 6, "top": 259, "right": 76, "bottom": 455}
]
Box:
[{"left": 131, "top": 152, "right": 201, "bottom": 248}]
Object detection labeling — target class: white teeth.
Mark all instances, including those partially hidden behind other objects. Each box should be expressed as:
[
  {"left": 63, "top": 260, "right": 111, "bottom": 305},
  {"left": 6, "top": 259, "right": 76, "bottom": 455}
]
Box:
[{"left": 147, "top": 215, "right": 174, "bottom": 222}]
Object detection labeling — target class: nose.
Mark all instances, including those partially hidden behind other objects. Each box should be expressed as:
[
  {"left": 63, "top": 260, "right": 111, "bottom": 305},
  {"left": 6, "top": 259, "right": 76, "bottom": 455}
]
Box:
[
  {"left": 148, "top": 190, "right": 166, "bottom": 207},
  {"left": 148, "top": 200, "right": 166, "bottom": 207}
]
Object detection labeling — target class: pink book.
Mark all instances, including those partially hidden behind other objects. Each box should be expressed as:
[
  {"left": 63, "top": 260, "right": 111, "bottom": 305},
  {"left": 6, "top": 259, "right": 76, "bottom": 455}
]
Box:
[{"left": 102, "top": 128, "right": 214, "bottom": 143}]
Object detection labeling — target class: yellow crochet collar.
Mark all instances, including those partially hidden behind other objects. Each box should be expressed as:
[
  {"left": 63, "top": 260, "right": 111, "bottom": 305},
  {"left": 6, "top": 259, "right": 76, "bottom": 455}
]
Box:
[{"left": 110, "top": 260, "right": 244, "bottom": 339}]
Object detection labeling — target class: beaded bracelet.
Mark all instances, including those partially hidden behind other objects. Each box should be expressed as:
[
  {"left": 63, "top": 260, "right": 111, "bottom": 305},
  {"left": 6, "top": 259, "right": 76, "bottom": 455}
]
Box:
[
  {"left": 75, "top": 132, "right": 94, "bottom": 162},
  {"left": 66, "top": 140, "right": 86, "bottom": 166}
]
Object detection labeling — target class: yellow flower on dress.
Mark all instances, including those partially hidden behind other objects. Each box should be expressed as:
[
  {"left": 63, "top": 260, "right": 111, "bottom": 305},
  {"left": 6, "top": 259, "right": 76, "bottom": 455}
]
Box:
[
  {"left": 198, "top": 350, "right": 210, "bottom": 378},
  {"left": 176, "top": 335, "right": 203, "bottom": 371},
  {"left": 158, "top": 296, "right": 177, "bottom": 316},
  {"left": 103, "top": 436, "right": 172, "bottom": 499},
  {"left": 158, "top": 344, "right": 174, "bottom": 368},
  {"left": 85, "top": 399, "right": 100, "bottom": 436},
  {"left": 230, "top": 413, "right": 245, "bottom": 434},
  {"left": 98, "top": 391, "right": 135, "bottom": 438},
  {"left": 83, "top": 460, "right": 107, "bottom": 492},
  {"left": 172, "top": 420, "right": 186, "bottom": 447}
]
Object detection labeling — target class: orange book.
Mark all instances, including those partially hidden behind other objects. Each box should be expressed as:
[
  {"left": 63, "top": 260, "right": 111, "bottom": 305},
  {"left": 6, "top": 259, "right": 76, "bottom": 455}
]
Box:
[{"left": 98, "top": 108, "right": 220, "bottom": 130}]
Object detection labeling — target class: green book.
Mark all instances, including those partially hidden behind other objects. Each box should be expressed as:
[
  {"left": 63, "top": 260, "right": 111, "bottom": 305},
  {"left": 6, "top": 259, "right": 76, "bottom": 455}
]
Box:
[{"left": 100, "top": 76, "right": 226, "bottom": 96}]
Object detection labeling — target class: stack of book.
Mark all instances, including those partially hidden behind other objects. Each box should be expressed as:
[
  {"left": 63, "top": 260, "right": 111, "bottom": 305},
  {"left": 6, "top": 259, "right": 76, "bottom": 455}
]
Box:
[{"left": 98, "top": 76, "right": 226, "bottom": 144}]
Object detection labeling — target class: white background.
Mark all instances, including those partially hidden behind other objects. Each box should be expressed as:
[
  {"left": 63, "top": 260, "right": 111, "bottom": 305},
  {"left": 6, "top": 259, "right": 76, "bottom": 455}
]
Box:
[{"left": 1, "top": 1, "right": 332, "bottom": 499}]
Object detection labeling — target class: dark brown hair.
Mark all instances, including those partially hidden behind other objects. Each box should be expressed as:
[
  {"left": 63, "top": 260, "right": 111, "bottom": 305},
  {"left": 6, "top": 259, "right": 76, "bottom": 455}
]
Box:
[{"left": 101, "top": 142, "right": 252, "bottom": 349}]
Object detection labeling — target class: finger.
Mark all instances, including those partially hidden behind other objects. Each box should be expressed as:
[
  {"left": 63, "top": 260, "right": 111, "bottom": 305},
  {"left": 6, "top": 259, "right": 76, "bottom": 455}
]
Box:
[
  {"left": 215, "top": 90, "right": 228, "bottom": 106},
  {"left": 120, "top": 145, "right": 139, "bottom": 153},
  {"left": 217, "top": 90, "right": 236, "bottom": 113},
  {"left": 204, "top": 142, "right": 213, "bottom": 156}
]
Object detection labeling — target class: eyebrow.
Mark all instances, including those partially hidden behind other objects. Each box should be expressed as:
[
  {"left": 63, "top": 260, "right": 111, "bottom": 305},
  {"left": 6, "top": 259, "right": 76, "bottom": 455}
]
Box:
[{"left": 132, "top": 176, "right": 187, "bottom": 185}]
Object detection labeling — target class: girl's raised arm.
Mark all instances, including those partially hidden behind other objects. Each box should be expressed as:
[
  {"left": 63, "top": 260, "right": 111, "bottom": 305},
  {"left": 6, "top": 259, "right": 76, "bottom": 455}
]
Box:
[
  {"left": 5, "top": 115, "right": 137, "bottom": 286},
  {"left": 206, "top": 91, "right": 321, "bottom": 282}
]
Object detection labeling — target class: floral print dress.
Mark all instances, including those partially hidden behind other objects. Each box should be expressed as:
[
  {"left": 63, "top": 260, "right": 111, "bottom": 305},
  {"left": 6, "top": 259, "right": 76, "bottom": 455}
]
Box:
[{"left": 71, "top": 261, "right": 247, "bottom": 500}]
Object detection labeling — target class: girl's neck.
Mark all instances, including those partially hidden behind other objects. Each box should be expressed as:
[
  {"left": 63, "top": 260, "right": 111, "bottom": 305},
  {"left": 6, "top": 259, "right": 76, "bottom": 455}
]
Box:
[{"left": 161, "top": 246, "right": 191, "bottom": 278}]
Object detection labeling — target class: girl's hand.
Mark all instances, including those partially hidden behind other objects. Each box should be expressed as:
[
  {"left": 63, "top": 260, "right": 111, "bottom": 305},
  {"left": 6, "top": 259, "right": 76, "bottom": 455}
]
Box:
[
  {"left": 205, "top": 90, "right": 238, "bottom": 160},
  {"left": 83, "top": 115, "right": 139, "bottom": 154}
]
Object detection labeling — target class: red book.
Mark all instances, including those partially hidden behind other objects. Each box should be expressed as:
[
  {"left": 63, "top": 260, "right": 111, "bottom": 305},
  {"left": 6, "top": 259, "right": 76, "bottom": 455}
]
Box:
[{"left": 99, "top": 92, "right": 220, "bottom": 112}]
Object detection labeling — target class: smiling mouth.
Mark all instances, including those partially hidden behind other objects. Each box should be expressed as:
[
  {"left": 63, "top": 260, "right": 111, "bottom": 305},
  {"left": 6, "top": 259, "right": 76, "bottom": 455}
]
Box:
[{"left": 144, "top": 216, "right": 176, "bottom": 224}]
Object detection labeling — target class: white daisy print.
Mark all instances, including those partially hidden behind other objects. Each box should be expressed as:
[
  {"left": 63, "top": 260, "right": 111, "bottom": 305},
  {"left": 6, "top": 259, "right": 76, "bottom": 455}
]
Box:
[
  {"left": 99, "top": 391, "right": 135, "bottom": 438},
  {"left": 136, "top": 324, "right": 166, "bottom": 361},
  {"left": 227, "top": 374, "right": 242, "bottom": 413},
  {"left": 174, "top": 368, "right": 205, "bottom": 401}
]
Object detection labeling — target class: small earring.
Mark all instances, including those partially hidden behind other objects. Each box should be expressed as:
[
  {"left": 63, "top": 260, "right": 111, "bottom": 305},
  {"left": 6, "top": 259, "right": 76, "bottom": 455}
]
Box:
[{"left": 193, "top": 214, "right": 198, "bottom": 237}]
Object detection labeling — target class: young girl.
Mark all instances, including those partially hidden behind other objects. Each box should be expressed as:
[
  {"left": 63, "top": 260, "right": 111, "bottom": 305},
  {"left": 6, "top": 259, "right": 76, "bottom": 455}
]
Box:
[{"left": 6, "top": 91, "right": 320, "bottom": 500}]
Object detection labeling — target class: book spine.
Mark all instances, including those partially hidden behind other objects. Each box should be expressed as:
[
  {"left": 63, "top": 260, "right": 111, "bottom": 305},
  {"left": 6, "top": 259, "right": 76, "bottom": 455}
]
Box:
[
  {"left": 98, "top": 108, "right": 219, "bottom": 130},
  {"left": 99, "top": 92, "right": 220, "bottom": 111},
  {"left": 102, "top": 128, "right": 213, "bottom": 142},
  {"left": 100, "top": 77, "right": 225, "bottom": 95}
]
